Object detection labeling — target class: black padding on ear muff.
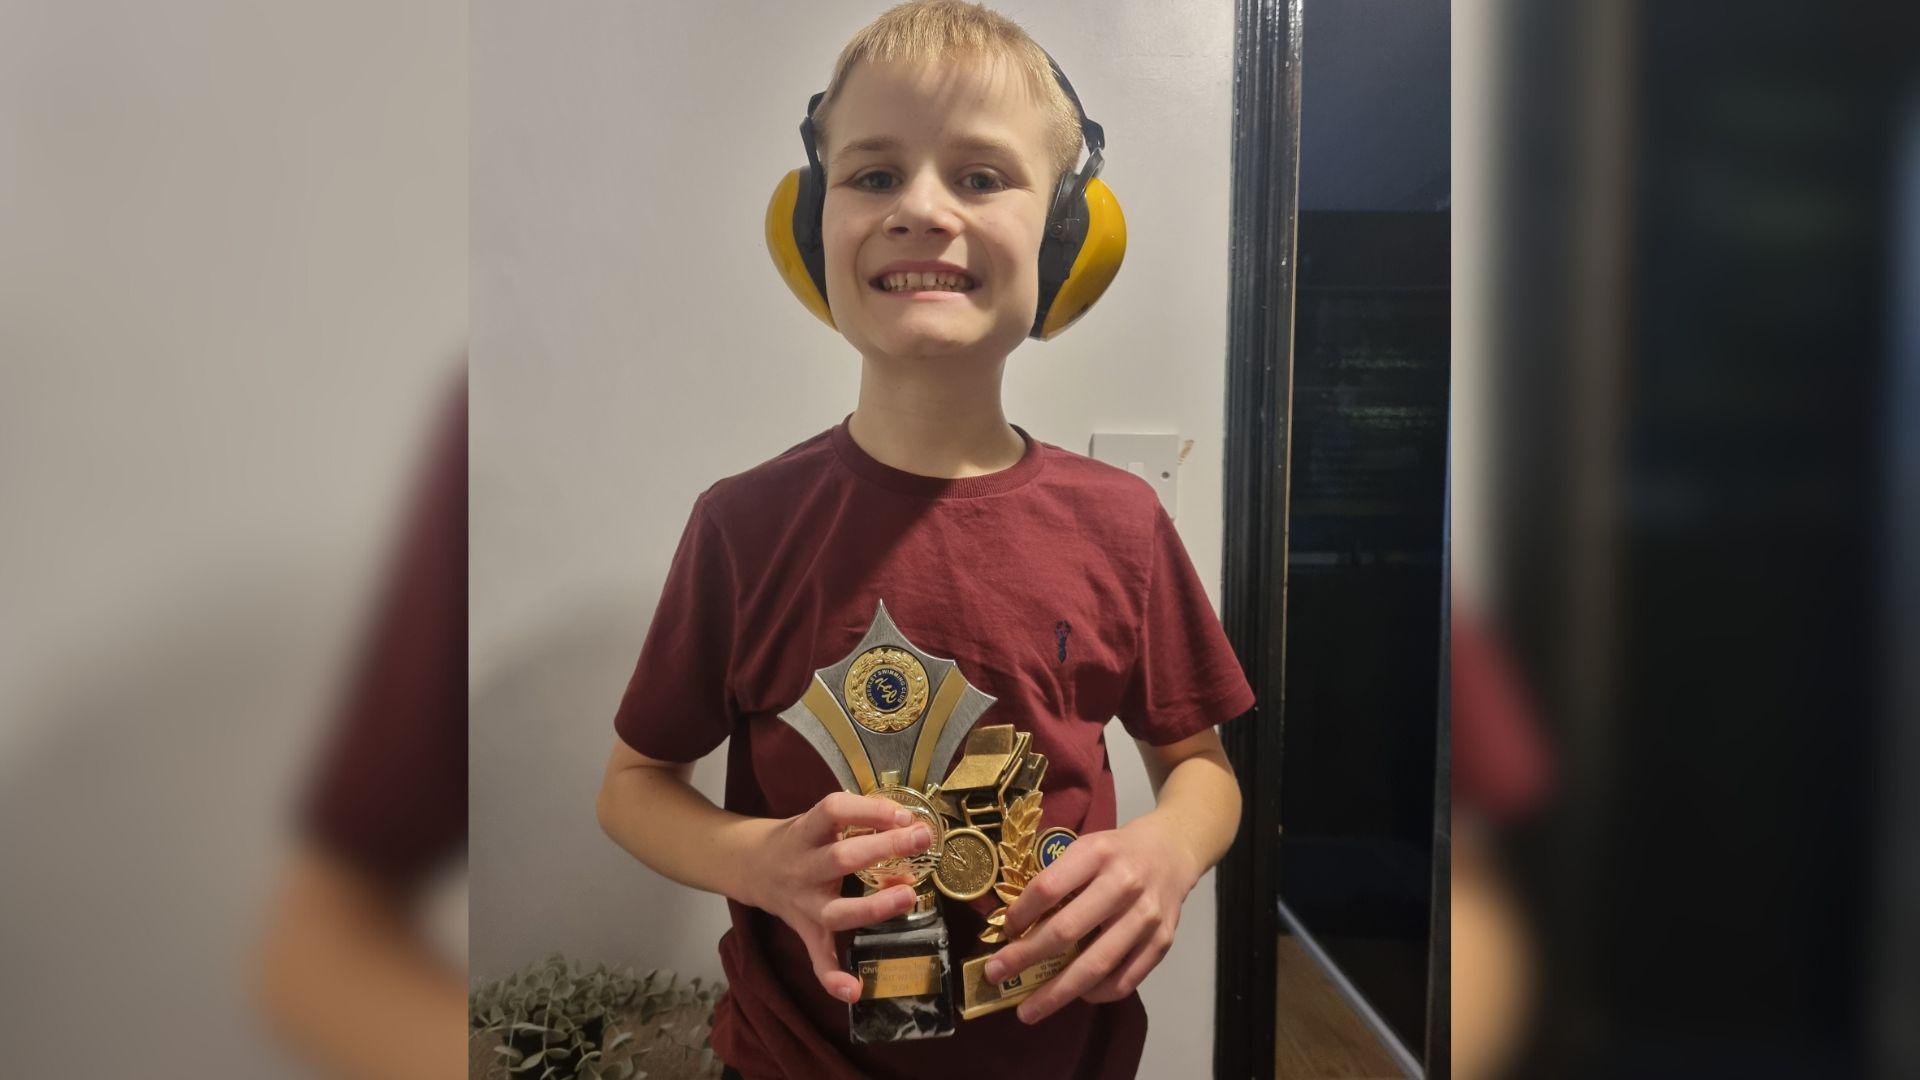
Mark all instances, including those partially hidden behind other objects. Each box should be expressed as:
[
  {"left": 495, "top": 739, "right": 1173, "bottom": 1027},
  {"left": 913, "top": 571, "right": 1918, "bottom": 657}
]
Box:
[
  {"left": 1032, "top": 185, "right": 1089, "bottom": 337},
  {"left": 793, "top": 91, "right": 830, "bottom": 306},
  {"left": 1030, "top": 52, "right": 1106, "bottom": 339}
]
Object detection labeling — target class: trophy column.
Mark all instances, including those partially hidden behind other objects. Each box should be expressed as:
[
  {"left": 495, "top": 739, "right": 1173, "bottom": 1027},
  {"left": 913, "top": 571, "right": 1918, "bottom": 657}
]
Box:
[
  {"left": 848, "top": 901, "right": 954, "bottom": 1042},
  {"left": 845, "top": 775, "right": 955, "bottom": 1043},
  {"left": 773, "top": 601, "right": 996, "bottom": 1045}
]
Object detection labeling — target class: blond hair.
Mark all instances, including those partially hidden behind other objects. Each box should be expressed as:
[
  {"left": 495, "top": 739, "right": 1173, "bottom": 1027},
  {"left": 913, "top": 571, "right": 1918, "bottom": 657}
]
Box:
[{"left": 813, "top": 1, "right": 1085, "bottom": 183}]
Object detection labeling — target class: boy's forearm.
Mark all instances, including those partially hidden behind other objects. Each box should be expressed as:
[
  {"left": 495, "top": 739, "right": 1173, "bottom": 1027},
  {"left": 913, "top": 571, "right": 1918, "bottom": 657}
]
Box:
[
  {"left": 596, "top": 763, "right": 777, "bottom": 907},
  {"left": 1131, "top": 748, "right": 1242, "bottom": 882},
  {"left": 253, "top": 846, "right": 467, "bottom": 1080}
]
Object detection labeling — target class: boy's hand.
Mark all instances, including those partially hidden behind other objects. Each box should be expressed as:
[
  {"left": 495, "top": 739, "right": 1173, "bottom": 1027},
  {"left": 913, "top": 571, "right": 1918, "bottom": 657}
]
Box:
[
  {"left": 981, "top": 814, "right": 1201, "bottom": 1024},
  {"left": 743, "top": 792, "right": 933, "bottom": 1004}
]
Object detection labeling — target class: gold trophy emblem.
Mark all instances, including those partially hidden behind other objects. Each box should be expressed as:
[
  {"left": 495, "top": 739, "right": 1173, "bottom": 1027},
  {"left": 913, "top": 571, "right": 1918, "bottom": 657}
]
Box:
[{"left": 844, "top": 648, "right": 929, "bottom": 733}]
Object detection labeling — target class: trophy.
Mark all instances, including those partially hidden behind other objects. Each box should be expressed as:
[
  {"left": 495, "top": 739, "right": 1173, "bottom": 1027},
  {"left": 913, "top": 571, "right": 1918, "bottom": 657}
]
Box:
[{"left": 776, "top": 601, "right": 1081, "bottom": 1042}]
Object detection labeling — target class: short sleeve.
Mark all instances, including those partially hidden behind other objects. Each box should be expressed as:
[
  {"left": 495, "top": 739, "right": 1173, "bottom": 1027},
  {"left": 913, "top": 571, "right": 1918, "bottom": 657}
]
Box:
[
  {"left": 302, "top": 376, "right": 467, "bottom": 888},
  {"left": 612, "top": 491, "right": 739, "bottom": 761},
  {"left": 1115, "top": 502, "right": 1256, "bottom": 744},
  {"left": 1451, "top": 613, "right": 1553, "bottom": 822}
]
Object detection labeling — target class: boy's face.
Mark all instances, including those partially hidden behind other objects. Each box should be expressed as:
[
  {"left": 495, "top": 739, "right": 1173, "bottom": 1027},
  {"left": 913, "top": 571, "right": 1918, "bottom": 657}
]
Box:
[{"left": 819, "top": 56, "right": 1055, "bottom": 362}]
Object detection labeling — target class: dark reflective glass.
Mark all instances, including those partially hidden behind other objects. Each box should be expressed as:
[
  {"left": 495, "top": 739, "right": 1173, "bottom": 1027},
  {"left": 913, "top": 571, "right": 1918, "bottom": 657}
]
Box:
[{"left": 1274, "top": 0, "right": 1450, "bottom": 1057}]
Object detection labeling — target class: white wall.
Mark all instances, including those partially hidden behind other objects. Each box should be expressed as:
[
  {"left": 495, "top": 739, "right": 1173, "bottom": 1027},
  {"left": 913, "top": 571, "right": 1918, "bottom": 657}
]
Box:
[
  {"left": 0, "top": 1, "right": 467, "bottom": 1073},
  {"left": 470, "top": 1, "right": 1235, "bottom": 1072}
]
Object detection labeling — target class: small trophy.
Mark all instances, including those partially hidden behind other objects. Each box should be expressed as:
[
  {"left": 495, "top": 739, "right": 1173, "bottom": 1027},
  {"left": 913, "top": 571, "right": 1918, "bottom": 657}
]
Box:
[
  {"left": 776, "top": 601, "right": 1081, "bottom": 1041},
  {"left": 936, "top": 725, "right": 1079, "bottom": 1019}
]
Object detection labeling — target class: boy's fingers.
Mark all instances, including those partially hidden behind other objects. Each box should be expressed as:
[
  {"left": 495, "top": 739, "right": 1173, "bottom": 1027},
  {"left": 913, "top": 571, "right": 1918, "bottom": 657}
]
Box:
[
  {"left": 819, "top": 885, "right": 917, "bottom": 931},
  {"left": 800, "top": 923, "right": 859, "bottom": 1004},
  {"left": 1015, "top": 914, "right": 1145, "bottom": 1024},
  {"left": 990, "top": 876, "right": 1123, "bottom": 980},
  {"left": 1003, "top": 851, "right": 1100, "bottom": 939},
  {"left": 1082, "top": 924, "right": 1172, "bottom": 1003},
  {"left": 806, "top": 792, "right": 912, "bottom": 842},
  {"left": 817, "top": 824, "right": 931, "bottom": 878}
]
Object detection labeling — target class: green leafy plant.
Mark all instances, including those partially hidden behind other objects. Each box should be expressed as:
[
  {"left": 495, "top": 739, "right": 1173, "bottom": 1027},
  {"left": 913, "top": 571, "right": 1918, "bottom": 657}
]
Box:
[{"left": 469, "top": 953, "right": 726, "bottom": 1080}]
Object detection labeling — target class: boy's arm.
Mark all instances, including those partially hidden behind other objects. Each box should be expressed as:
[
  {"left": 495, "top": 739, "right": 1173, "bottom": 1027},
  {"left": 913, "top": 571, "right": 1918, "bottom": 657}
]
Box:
[
  {"left": 250, "top": 844, "right": 467, "bottom": 1080},
  {"left": 985, "top": 726, "right": 1241, "bottom": 1023},
  {"left": 594, "top": 738, "right": 934, "bottom": 1003},
  {"left": 1132, "top": 727, "right": 1242, "bottom": 877},
  {"left": 594, "top": 739, "right": 776, "bottom": 904}
]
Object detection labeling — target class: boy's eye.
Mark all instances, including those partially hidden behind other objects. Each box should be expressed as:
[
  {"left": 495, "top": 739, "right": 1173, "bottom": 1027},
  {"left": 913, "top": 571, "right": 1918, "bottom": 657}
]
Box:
[{"left": 851, "top": 170, "right": 1005, "bottom": 193}]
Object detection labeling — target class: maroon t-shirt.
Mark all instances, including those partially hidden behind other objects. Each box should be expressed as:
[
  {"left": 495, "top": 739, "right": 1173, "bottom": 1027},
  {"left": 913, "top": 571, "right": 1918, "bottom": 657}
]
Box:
[
  {"left": 304, "top": 376, "right": 468, "bottom": 887},
  {"left": 613, "top": 416, "right": 1255, "bottom": 1080},
  {"left": 1451, "top": 613, "right": 1554, "bottom": 824}
]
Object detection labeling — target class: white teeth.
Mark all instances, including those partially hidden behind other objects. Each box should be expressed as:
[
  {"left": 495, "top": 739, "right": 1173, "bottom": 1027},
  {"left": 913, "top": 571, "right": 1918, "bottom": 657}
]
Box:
[{"left": 877, "top": 271, "right": 975, "bottom": 292}]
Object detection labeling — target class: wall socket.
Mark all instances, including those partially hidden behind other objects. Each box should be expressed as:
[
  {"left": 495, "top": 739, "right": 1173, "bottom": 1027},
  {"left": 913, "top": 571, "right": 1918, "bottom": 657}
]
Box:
[{"left": 1088, "top": 432, "right": 1181, "bottom": 518}]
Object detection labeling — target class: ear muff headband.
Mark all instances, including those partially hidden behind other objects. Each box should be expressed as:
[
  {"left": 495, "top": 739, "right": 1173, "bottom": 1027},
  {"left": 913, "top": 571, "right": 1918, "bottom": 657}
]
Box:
[{"left": 766, "top": 58, "right": 1125, "bottom": 340}]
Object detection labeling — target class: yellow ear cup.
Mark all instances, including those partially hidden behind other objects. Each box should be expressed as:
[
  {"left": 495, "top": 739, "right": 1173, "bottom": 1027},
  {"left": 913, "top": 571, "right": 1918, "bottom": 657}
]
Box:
[
  {"left": 1036, "top": 177, "right": 1126, "bottom": 340},
  {"left": 765, "top": 169, "right": 835, "bottom": 329}
]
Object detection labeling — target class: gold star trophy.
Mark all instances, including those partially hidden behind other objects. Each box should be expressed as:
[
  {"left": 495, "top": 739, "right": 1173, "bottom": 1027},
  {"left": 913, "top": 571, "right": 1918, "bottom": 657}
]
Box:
[{"left": 775, "top": 601, "right": 1080, "bottom": 1043}]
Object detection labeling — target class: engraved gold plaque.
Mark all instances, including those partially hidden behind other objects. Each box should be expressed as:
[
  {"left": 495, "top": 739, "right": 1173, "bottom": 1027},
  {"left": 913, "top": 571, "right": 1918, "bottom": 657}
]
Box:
[
  {"left": 958, "top": 947, "right": 1077, "bottom": 1019},
  {"left": 932, "top": 826, "right": 999, "bottom": 901},
  {"left": 844, "top": 647, "right": 930, "bottom": 733},
  {"left": 860, "top": 955, "right": 944, "bottom": 1000}
]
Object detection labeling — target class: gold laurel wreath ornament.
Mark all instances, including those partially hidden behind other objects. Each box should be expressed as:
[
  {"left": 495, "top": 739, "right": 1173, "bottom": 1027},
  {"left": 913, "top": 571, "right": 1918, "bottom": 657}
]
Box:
[{"left": 979, "top": 791, "right": 1044, "bottom": 945}]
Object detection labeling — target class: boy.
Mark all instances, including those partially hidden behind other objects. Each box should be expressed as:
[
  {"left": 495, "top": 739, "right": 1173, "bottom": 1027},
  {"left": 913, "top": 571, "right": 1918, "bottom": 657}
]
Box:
[{"left": 595, "top": 4, "right": 1252, "bottom": 1077}]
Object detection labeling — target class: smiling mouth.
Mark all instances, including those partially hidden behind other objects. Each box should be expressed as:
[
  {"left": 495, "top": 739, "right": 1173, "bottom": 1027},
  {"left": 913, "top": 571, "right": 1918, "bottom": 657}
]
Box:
[{"left": 870, "top": 270, "right": 978, "bottom": 293}]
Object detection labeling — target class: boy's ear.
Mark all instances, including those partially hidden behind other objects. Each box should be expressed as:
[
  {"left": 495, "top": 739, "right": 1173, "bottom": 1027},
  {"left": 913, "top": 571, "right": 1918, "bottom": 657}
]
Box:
[{"left": 766, "top": 168, "right": 835, "bottom": 329}]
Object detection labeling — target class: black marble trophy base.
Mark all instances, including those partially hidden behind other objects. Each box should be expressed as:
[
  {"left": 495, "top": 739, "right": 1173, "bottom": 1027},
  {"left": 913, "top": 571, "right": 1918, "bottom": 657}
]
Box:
[{"left": 847, "top": 917, "right": 955, "bottom": 1044}]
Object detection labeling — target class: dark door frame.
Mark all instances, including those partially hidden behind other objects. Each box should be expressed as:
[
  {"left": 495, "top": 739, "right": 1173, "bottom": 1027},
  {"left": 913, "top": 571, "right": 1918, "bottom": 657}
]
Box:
[{"left": 1213, "top": 0, "right": 1303, "bottom": 1076}]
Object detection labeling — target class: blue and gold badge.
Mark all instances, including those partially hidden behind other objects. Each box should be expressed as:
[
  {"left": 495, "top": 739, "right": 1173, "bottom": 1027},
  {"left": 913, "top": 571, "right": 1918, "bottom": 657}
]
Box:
[
  {"left": 1034, "top": 827, "right": 1077, "bottom": 870},
  {"left": 843, "top": 646, "right": 930, "bottom": 734}
]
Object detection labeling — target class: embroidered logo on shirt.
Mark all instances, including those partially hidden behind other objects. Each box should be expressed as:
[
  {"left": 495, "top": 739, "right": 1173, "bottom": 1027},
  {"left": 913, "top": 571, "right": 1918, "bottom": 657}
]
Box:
[{"left": 1054, "top": 620, "right": 1072, "bottom": 663}]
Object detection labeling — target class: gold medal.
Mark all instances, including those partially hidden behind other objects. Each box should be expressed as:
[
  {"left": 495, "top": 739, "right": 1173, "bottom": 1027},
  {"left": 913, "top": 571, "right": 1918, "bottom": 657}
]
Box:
[
  {"left": 843, "top": 783, "right": 944, "bottom": 890},
  {"left": 844, "top": 647, "right": 931, "bottom": 733},
  {"left": 932, "top": 826, "right": 999, "bottom": 901}
]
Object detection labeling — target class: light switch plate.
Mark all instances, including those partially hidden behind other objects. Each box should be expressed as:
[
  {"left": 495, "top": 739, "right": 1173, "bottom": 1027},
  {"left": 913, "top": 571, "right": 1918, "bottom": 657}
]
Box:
[{"left": 1089, "top": 432, "right": 1180, "bottom": 518}]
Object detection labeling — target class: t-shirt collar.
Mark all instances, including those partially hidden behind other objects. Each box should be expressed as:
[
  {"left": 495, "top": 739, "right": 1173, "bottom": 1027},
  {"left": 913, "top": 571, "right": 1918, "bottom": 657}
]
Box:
[{"left": 829, "top": 412, "right": 1045, "bottom": 499}]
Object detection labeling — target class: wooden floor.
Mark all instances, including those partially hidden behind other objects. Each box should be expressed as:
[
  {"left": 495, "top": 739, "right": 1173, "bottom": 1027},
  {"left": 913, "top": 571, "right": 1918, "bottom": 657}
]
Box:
[{"left": 1274, "top": 934, "right": 1406, "bottom": 1079}]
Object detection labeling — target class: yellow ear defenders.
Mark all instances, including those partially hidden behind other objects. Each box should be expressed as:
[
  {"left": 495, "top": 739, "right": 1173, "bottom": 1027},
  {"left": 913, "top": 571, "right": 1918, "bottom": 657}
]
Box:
[{"left": 765, "top": 53, "right": 1126, "bottom": 341}]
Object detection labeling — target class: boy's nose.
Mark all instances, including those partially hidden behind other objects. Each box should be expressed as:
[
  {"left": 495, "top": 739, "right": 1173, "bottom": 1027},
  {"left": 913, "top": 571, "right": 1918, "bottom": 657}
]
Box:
[{"left": 884, "top": 172, "right": 961, "bottom": 237}]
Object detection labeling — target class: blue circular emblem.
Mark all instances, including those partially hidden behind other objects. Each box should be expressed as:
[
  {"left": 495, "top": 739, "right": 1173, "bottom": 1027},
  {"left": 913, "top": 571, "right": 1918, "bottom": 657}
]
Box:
[
  {"left": 864, "top": 667, "right": 910, "bottom": 713},
  {"left": 1036, "top": 827, "right": 1077, "bottom": 869}
]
